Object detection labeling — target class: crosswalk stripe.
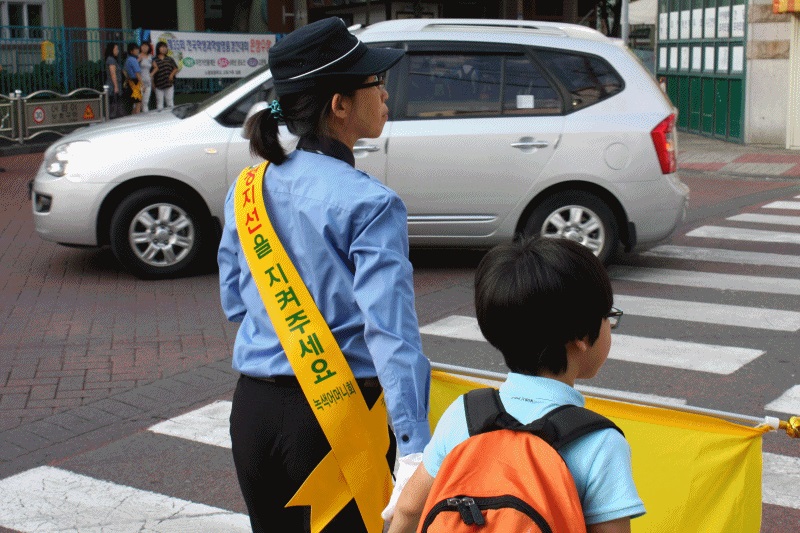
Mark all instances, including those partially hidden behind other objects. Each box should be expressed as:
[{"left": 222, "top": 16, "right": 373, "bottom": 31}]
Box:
[
  {"left": 615, "top": 294, "right": 800, "bottom": 331},
  {"left": 641, "top": 245, "right": 800, "bottom": 268},
  {"left": 763, "top": 453, "right": 800, "bottom": 510},
  {"left": 150, "top": 400, "right": 232, "bottom": 449},
  {"left": 685, "top": 225, "right": 800, "bottom": 245},
  {"left": 420, "top": 315, "right": 765, "bottom": 372},
  {"left": 609, "top": 265, "right": 800, "bottom": 296},
  {"left": 765, "top": 385, "right": 800, "bottom": 415},
  {"left": 762, "top": 200, "right": 800, "bottom": 210},
  {"left": 609, "top": 335, "right": 762, "bottom": 374},
  {"left": 0, "top": 466, "right": 250, "bottom": 532},
  {"left": 727, "top": 213, "right": 800, "bottom": 226}
]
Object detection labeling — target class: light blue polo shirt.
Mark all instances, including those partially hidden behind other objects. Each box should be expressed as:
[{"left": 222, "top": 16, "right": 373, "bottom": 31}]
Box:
[{"left": 423, "top": 373, "right": 646, "bottom": 525}]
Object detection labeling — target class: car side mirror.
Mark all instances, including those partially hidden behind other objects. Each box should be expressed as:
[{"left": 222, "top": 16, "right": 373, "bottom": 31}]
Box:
[{"left": 240, "top": 101, "right": 270, "bottom": 139}]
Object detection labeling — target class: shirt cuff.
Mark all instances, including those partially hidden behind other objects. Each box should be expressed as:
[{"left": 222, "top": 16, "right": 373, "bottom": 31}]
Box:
[
  {"left": 585, "top": 503, "right": 646, "bottom": 525},
  {"left": 394, "top": 419, "right": 432, "bottom": 456}
]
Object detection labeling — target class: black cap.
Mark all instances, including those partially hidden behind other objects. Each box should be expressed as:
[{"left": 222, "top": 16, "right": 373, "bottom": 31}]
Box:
[{"left": 269, "top": 17, "right": 404, "bottom": 97}]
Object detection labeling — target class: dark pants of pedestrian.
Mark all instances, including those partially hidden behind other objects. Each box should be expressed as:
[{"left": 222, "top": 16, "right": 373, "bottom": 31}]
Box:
[{"left": 230, "top": 374, "right": 397, "bottom": 532}]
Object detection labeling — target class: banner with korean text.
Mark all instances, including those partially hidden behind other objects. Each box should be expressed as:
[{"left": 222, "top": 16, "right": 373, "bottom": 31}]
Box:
[
  {"left": 431, "top": 370, "right": 767, "bottom": 533},
  {"left": 774, "top": 0, "right": 800, "bottom": 13},
  {"left": 149, "top": 30, "right": 275, "bottom": 78}
]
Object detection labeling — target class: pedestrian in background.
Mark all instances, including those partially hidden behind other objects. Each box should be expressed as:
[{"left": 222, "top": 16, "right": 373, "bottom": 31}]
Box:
[
  {"left": 138, "top": 41, "right": 154, "bottom": 112},
  {"left": 217, "top": 17, "right": 431, "bottom": 533},
  {"left": 123, "top": 42, "right": 142, "bottom": 114},
  {"left": 152, "top": 42, "right": 178, "bottom": 109},
  {"left": 104, "top": 43, "right": 124, "bottom": 118}
]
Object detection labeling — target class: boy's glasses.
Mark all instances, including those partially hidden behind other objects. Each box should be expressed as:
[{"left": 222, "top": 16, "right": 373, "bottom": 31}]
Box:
[
  {"left": 607, "top": 307, "right": 623, "bottom": 329},
  {"left": 358, "top": 73, "right": 386, "bottom": 90}
]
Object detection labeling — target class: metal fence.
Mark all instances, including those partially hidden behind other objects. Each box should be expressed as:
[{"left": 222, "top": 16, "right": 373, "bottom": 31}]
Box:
[
  {"left": 0, "top": 25, "right": 234, "bottom": 96},
  {"left": 0, "top": 87, "right": 107, "bottom": 144}
]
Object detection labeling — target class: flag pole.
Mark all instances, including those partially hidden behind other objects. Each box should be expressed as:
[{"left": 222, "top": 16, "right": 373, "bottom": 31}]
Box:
[{"left": 431, "top": 361, "right": 799, "bottom": 437}]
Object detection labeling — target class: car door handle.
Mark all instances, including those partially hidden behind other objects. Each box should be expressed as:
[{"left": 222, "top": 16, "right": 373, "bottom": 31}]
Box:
[
  {"left": 353, "top": 144, "right": 381, "bottom": 153},
  {"left": 511, "top": 140, "right": 549, "bottom": 149}
]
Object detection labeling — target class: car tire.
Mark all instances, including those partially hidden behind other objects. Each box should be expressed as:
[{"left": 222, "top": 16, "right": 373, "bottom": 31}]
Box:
[
  {"left": 524, "top": 190, "right": 619, "bottom": 264},
  {"left": 110, "top": 187, "right": 208, "bottom": 279}
]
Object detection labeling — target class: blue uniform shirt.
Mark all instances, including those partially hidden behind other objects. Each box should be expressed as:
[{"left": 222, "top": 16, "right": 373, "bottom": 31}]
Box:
[
  {"left": 124, "top": 55, "right": 141, "bottom": 79},
  {"left": 218, "top": 137, "right": 431, "bottom": 455},
  {"left": 423, "top": 373, "right": 646, "bottom": 525}
]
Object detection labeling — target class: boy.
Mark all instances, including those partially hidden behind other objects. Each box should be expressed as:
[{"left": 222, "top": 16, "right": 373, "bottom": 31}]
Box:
[
  {"left": 123, "top": 42, "right": 142, "bottom": 114},
  {"left": 386, "top": 237, "right": 645, "bottom": 533}
]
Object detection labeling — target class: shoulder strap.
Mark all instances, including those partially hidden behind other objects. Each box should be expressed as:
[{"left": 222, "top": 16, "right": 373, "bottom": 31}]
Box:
[
  {"left": 463, "top": 388, "right": 623, "bottom": 450},
  {"left": 532, "top": 404, "right": 623, "bottom": 450}
]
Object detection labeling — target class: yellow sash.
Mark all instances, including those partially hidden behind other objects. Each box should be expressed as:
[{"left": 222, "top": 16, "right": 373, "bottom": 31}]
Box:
[{"left": 234, "top": 161, "right": 392, "bottom": 533}]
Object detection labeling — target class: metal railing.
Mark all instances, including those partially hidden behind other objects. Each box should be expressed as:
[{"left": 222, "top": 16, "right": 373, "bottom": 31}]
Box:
[{"left": 0, "top": 87, "right": 107, "bottom": 144}]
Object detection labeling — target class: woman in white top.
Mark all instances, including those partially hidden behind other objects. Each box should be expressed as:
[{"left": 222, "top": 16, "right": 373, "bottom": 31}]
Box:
[{"left": 138, "top": 42, "right": 154, "bottom": 112}]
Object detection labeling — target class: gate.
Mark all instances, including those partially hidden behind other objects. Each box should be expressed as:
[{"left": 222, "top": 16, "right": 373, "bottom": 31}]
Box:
[{"left": 656, "top": 0, "right": 747, "bottom": 142}]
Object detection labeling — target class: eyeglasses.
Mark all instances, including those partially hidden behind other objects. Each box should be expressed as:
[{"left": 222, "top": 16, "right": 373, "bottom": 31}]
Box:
[
  {"left": 357, "top": 74, "right": 386, "bottom": 90},
  {"left": 606, "top": 307, "right": 623, "bottom": 329}
]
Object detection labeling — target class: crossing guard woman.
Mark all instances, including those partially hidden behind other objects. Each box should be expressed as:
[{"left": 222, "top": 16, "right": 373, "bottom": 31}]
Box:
[{"left": 217, "top": 17, "right": 431, "bottom": 533}]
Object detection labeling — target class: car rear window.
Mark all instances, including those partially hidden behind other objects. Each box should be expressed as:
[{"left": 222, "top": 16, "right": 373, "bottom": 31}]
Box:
[
  {"left": 536, "top": 50, "right": 623, "bottom": 111},
  {"left": 402, "top": 53, "right": 561, "bottom": 119}
]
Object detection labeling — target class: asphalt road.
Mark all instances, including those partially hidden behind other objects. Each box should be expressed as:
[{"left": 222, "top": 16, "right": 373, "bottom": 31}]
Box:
[{"left": 1, "top": 157, "right": 799, "bottom": 531}]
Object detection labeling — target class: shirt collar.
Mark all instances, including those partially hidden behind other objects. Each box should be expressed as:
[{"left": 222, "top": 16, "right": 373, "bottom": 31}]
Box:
[
  {"left": 296, "top": 134, "right": 355, "bottom": 167},
  {"left": 500, "top": 372, "right": 585, "bottom": 407}
]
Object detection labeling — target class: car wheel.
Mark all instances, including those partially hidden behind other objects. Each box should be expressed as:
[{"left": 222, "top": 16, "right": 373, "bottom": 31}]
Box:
[
  {"left": 110, "top": 187, "right": 207, "bottom": 279},
  {"left": 524, "top": 190, "right": 619, "bottom": 264}
]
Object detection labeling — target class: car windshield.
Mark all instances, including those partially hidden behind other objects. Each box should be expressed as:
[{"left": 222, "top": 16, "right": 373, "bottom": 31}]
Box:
[{"left": 174, "top": 65, "right": 271, "bottom": 119}]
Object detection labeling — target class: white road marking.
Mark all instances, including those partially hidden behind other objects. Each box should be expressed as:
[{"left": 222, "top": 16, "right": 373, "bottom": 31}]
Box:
[
  {"left": 762, "top": 200, "right": 800, "bottom": 210},
  {"left": 0, "top": 466, "right": 250, "bottom": 532},
  {"left": 421, "top": 315, "right": 763, "bottom": 373},
  {"left": 763, "top": 453, "right": 800, "bottom": 510},
  {"left": 641, "top": 245, "right": 800, "bottom": 268},
  {"left": 150, "top": 400, "right": 232, "bottom": 449},
  {"left": 609, "top": 265, "right": 800, "bottom": 296},
  {"left": 609, "top": 335, "right": 762, "bottom": 375},
  {"left": 615, "top": 294, "right": 800, "bottom": 331},
  {"left": 728, "top": 213, "right": 800, "bottom": 226},
  {"left": 686, "top": 225, "right": 800, "bottom": 245},
  {"left": 765, "top": 385, "right": 800, "bottom": 415}
]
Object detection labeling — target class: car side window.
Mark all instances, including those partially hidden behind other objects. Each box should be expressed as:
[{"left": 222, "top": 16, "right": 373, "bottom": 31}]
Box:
[
  {"left": 405, "top": 54, "right": 502, "bottom": 118},
  {"left": 535, "top": 50, "right": 623, "bottom": 111},
  {"left": 217, "top": 81, "right": 275, "bottom": 127},
  {"left": 503, "top": 55, "right": 561, "bottom": 115}
]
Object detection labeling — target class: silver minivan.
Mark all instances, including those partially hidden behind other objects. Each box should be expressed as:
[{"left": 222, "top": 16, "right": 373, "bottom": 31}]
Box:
[{"left": 32, "top": 19, "right": 688, "bottom": 279}]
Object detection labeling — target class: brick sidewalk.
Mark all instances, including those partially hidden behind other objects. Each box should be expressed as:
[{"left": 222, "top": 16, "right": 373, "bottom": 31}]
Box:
[
  {"left": 678, "top": 132, "right": 800, "bottom": 177},
  {"left": 0, "top": 152, "right": 239, "bottom": 439}
]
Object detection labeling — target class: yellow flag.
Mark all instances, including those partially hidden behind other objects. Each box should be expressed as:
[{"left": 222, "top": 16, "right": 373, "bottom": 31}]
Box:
[{"left": 430, "top": 371, "right": 767, "bottom": 533}]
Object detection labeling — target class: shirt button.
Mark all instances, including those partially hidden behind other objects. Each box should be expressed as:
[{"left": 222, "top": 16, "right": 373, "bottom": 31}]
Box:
[{"left": 401, "top": 435, "right": 410, "bottom": 443}]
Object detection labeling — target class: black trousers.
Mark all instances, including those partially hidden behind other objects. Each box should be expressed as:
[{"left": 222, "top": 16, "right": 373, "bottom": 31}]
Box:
[{"left": 230, "top": 374, "right": 396, "bottom": 532}]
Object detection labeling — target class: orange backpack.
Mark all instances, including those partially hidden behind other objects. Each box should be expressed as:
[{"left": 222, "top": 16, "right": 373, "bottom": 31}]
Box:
[{"left": 418, "top": 388, "right": 622, "bottom": 533}]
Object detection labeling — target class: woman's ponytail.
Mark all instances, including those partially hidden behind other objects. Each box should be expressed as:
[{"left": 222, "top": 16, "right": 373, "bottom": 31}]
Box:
[{"left": 246, "top": 108, "right": 287, "bottom": 164}]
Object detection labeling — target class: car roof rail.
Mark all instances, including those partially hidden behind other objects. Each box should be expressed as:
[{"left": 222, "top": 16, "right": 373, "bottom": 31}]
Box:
[{"left": 360, "top": 18, "right": 609, "bottom": 42}]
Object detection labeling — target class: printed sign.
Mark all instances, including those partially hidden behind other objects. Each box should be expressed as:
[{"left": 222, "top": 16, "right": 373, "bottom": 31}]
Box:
[
  {"left": 732, "top": 5, "right": 745, "bottom": 38},
  {"left": 680, "top": 10, "right": 691, "bottom": 40},
  {"left": 32, "top": 106, "right": 45, "bottom": 124},
  {"left": 25, "top": 99, "right": 103, "bottom": 129},
  {"left": 692, "top": 9, "right": 703, "bottom": 39},
  {"left": 659, "top": 13, "right": 668, "bottom": 41},
  {"left": 149, "top": 30, "right": 276, "bottom": 78},
  {"left": 669, "top": 12, "right": 679, "bottom": 40},
  {"left": 704, "top": 7, "right": 716, "bottom": 39},
  {"left": 717, "top": 6, "right": 730, "bottom": 39}
]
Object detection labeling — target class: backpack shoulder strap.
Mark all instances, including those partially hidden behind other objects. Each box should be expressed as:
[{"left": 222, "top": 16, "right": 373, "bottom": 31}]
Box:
[
  {"left": 532, "top": 404, "right": 624, "bottom": 450},
  {"left": 464, "top": 388, "right": 522, "bottom": 436}
]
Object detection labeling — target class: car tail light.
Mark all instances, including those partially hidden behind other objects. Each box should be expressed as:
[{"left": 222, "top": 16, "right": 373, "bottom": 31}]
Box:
[{"left": 651, "top": 114, "right": 677, "bottom": 174}]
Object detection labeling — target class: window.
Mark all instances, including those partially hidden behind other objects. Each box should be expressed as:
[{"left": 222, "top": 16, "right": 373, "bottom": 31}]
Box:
[
  {"left": 503, "top": 55, "right": 561, "bottom": 115},
  {"left": 1, "top": 1, "right": 46, "bottom": 39},
  {"left": 217, "top": 81, "right": 275, "bottom": 127},
  {"left": 536, "top": 50, "right": 624, "bottom": 111},
  {"left": 402, "top": 52, "right": 561, "bottom": 119}
]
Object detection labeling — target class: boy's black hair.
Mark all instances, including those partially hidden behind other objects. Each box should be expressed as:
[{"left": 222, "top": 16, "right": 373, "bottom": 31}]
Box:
[
  {"left": 474, "top": 237, "right": 613, "bottom": 376},
  {"left": 127, "top": 42, "right": 139, "bottom": 54}
]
